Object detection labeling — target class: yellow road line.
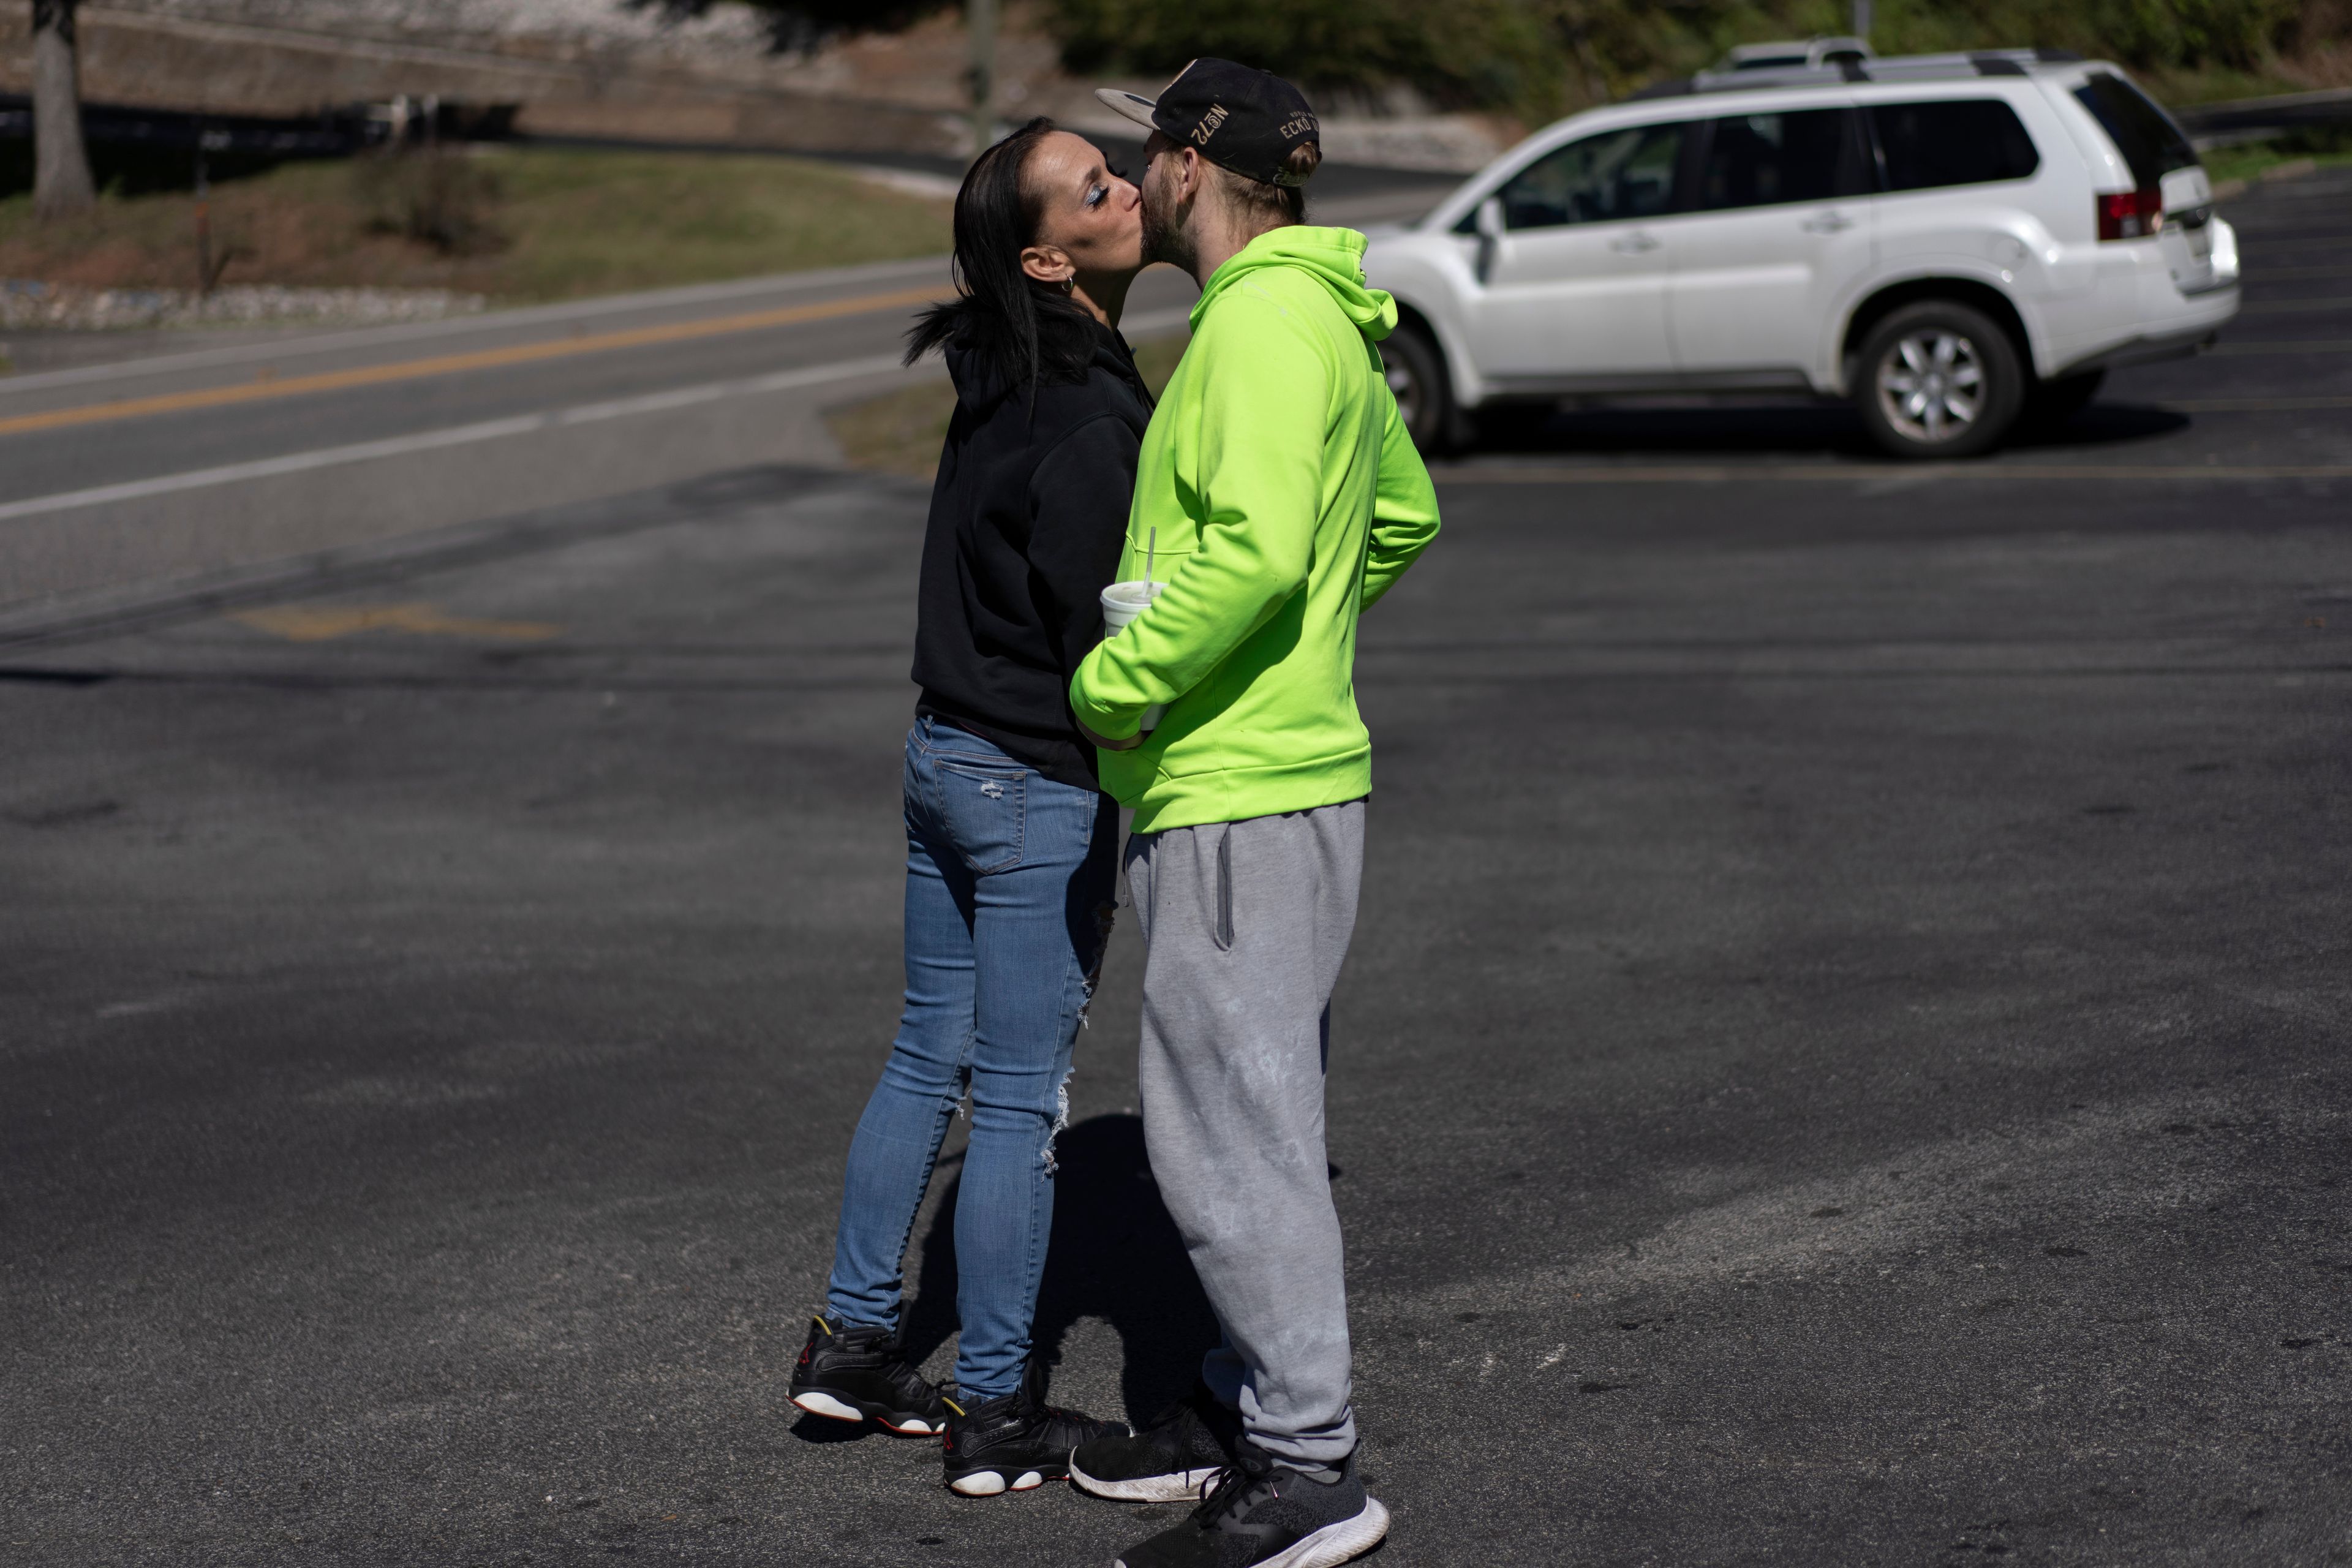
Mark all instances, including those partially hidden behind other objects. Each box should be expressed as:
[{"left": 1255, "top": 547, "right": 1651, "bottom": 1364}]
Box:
[
  {"left": 0, "top": 284, "right": 944, "bottom": 440},
  {"left": 230, "top": 603, "right": 563, "bottom": 643},
  {"left": 1432, "top": 462, "right": 2352, "bottom": 484}
]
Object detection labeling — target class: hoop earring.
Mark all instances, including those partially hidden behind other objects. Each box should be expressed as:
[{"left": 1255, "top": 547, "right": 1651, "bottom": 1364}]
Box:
[{"left": 1061, "top": 276, "right": 1076, "bottom": 294}]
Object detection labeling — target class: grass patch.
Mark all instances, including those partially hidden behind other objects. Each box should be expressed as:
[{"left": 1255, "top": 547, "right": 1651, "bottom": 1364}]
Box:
[
  {"left": 829, "top": 332, "right": 1189, "bottom": 480},
  {"left": 0, "top": 145, "right": 952, "bottom": 303},
  {"left": 828, "top": 373, "right": 962, "bottom": 481},
  {"left": 2203, "top": 127, "right": 2352, "bottom": 189}
]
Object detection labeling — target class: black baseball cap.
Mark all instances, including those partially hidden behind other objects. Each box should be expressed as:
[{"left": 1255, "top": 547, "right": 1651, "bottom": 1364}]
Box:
[{"left": 1095, "top": 59, "right": 1321, "bottom": 187}]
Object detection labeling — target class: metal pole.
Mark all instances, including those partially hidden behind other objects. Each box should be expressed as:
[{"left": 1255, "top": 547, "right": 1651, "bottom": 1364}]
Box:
[
  {"left": 194, "top": 119, "right": 213, "bottom": 296},
  {"left": 967, "top": 0, "right": 997, "bottom": 160},
  {"left": 1852, "top": 0, "right": 1873, "bottom": 44}
]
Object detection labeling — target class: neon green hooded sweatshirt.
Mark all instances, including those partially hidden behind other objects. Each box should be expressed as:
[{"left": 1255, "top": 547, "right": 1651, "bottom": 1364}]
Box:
[{"left": 1068, "top": 225, "right": 1442, "bottom": 833}]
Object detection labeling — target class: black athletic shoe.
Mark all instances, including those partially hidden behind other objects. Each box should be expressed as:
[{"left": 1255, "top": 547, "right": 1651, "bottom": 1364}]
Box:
[
  {"left": 1070, "top": 1381, "right": 1243, "bottom": 1502},
  {"left": 940, "top": 1357, "right": 1126, "bottom": 1498},
  {"left": 786, "top": 1314, "right": 949, "bottom": 1437},
  {"left": 1112, "top": 1442, "right": 1389, "bottom": 1568}
]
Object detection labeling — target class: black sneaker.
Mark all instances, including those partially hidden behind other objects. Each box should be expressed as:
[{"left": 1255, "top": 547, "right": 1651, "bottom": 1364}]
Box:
[
  {"left": 1070, "top": 1381, "right": 1242, "bottom": 1502},
  {"left": 941, "top": 1357, "right": 1126, "bottom": 1498},
  {"left": 786, "top": 1314, "right": 949, "bottom": 1437},
  {"left": 1112, "top": 1442, "right": 1389, "bottom": 1568}
]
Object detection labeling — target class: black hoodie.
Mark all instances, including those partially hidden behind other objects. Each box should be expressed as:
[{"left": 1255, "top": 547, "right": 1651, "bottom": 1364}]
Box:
[{"left": 911, "top": 314, "right": 1153, "bottom": 790}]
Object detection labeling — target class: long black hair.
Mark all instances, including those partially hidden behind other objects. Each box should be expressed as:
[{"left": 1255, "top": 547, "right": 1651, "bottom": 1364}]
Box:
[{"left": 905, "top": 116, "right": 1104, "bottom": 396}]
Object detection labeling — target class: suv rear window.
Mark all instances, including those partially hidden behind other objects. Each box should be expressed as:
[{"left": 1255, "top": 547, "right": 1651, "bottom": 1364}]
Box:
[
  {"left": 1870, "top": 100, "right": 2041, "bottom": 190},
  {"left": 2072, "top": 72, "right": 2199, "bottom": 187}
]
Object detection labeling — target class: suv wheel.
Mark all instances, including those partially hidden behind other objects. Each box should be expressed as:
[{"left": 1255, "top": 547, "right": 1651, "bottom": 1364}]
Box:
[
  {"left": 1853, "top": 301, "right": 2024, "bottom": 460},
  {"left": 1379, "top": 321, "right": 1458, "bottom": 454}
]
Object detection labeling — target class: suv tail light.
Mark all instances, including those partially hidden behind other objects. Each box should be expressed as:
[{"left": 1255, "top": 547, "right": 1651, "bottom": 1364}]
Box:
[{"left": 2097, "top": 187, "right": 2164, "bottom": 241}]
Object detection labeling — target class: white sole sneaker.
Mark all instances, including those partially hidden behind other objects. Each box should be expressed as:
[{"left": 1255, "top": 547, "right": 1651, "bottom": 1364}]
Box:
[
  {"left": 1068, "top": 1458, "right": 1224, "bottom": 1502},
  {"left": 1264, "top": 1499, "right": 1390, "bottom": 1568},
  {"left": 1114, "top": 1499, "right": 1390, "bottom": 1568},
  {"left": 790, "top": 1391, "right": 864, "bottom": 1424},
  {"left": 790, "top": 1390, "right": 936, "bottom": 1435},
  {"left": 949, "top": 1468, "right": 1046, "bottom": 1497}
]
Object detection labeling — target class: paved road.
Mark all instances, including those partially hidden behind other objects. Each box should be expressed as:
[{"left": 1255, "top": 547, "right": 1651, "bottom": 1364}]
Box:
[
  {"left": 0, "top": 175, "right": 1448, "bottom": 616},
  {"left": 2, "top": 172, "right": 2348, "bottom": 1565}
]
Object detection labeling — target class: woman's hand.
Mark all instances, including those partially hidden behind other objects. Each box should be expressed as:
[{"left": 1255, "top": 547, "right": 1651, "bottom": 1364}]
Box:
[{"left": 1076, "top": 714, "right": 1145, "bottom": 752}]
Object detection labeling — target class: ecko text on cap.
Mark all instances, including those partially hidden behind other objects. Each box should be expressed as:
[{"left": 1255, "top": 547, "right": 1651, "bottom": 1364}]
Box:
[{"left": 1095, "top": 59, "right": 1322, "bottom": 188}]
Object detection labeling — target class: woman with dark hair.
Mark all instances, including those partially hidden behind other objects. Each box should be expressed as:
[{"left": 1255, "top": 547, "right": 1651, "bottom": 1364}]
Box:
[{"left": 787, "top": 118, "right": 1153, "bottom": 1498}]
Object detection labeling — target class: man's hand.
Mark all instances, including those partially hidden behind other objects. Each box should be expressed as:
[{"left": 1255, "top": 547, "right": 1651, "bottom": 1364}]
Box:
[{"left": 1076, "top": 714, "right": 1145, "bottom": 752}]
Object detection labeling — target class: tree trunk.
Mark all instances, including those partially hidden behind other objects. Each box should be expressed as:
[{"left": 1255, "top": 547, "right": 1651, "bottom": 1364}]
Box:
[{"left": 32, "top": 0, "right": 97, "bottom": 220}]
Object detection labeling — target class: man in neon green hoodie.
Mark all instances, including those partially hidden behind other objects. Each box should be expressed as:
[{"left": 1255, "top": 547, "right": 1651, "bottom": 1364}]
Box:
[{"left": 1063, "top": 60, "right": 1441, "bottom": 1568}]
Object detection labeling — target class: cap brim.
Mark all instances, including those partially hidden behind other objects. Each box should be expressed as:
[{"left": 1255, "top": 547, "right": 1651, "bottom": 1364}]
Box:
[{"left": 1093, "top": 88, "right": 1161, "bottom": 132}]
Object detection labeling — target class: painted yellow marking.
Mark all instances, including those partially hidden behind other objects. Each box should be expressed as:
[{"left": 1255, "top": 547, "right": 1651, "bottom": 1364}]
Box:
[
  {"left": 0, "top": 284, "right": 943, "bottom": 439},
  {"left": 228, "top": 603, "right": 562, "bottom": 643},
  {"left": 1432, "top": 462, "right": 2352, "bottom": 484}
]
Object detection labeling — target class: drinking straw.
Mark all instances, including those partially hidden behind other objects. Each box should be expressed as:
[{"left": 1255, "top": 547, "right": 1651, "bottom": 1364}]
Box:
[{"left": 1145, "top": 527, "right": 1156, "bottom": 587}]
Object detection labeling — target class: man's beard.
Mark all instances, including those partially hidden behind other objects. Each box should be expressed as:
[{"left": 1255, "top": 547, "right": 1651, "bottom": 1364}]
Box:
[{"left": 1139, "top": 175, "right": 1194, "bottom": 273}]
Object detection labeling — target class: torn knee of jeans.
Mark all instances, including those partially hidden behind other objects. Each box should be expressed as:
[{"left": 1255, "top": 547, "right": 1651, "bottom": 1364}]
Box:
[{"left": 1042, "top": 1069, "right": 1074, "bottom": 1172}]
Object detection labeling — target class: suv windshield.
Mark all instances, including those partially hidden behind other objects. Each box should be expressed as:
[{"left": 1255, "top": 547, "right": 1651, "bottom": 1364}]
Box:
[{"left": 2073, "top": 73, "right": 2198, "bottom": 187}]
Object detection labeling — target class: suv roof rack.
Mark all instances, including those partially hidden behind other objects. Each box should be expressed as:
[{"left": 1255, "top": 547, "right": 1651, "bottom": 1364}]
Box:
[
  {"left": 1656, "top": 45, "right": 2087, "bottom": 98},
  {"left": 1709, "top": 37, "right": 1875, "bottom": 75}
]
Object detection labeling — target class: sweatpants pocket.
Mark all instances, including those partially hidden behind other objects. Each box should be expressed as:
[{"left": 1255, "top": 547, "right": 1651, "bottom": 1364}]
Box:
[{"left": 1213, "top": 827, "right": 1234, "bottom": 952}]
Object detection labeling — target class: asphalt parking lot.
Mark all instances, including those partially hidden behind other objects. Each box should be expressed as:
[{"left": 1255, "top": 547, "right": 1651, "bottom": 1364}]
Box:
[{"left": 3, "top": 168, "right": 2348, "bottom": 1566}]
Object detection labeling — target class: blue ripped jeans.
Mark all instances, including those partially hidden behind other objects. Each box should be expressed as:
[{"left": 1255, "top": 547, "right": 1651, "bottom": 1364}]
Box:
[{"left": 824, "top": 716, "right": 1118, "bottom": 1399}]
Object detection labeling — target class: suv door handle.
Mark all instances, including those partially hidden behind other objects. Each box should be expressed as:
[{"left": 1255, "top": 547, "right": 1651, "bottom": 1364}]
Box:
[
  {"left": 1609, "top": 231, "right": 1661, "bottom": 254},
  {"left": 1801, "top": 211, "right": 1855, "bottom": 233}
]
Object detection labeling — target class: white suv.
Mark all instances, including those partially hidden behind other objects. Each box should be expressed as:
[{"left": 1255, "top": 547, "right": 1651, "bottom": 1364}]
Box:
[{"left": 1363, "top": 49, "right": 2241, "bottom": 459}]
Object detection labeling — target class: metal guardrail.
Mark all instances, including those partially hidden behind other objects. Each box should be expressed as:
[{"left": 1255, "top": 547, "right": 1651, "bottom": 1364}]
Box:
[
  {"left": 2172, "top": 86, "right": 2352, "bottom": 142},
  {"left": 0, "top": 94, "right": 514, "bottom": 159},
  {"left": 4, "top": 83, "right": 2346, "bottom": 166}
]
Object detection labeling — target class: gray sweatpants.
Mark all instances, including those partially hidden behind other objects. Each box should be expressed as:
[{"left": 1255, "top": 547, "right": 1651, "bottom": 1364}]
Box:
[{"left": 1125, "top": 798, "right": 1365, "bottom": 1466}]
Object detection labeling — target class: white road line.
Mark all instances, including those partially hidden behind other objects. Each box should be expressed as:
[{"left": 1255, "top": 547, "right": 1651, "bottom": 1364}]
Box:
[
  {"left": 0, "top": 306, "right": 1200, "bottom": 525},
  {"left": 0, "top": 353, "right": 908, "bottom": 524}
]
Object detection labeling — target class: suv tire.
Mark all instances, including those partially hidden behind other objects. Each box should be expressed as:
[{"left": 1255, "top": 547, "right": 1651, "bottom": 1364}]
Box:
[
  {"left": 1379, "top": 320, "right": 1460, "bottom": 454},
  {"left": 1853, "top": 301, "right": 2025, "bottom": 460}
]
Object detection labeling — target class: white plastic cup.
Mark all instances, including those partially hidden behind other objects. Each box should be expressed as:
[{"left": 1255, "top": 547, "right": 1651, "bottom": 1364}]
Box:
[
  {"left": 1099, "top": 579, "right": 1162, "bottom": 635},
  {"left": 1098, "top": 581, "right": 1166, "bottom": 731}
]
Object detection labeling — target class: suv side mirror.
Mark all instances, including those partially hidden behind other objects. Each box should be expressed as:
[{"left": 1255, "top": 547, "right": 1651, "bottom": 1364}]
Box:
[{"left": 1474, "top": 195, "right": 1507, "bottom": 284}]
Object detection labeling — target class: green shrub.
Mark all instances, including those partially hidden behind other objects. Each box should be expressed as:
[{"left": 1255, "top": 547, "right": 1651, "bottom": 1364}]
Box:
[
  {"left": 352, "top": 147, "right": 507, "bottom": 257},
  {"left": 1044, "top": 0, "right": 2322, "bottom": 123}
]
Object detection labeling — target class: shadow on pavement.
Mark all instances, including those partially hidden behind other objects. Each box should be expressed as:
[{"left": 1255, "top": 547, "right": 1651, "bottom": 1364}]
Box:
[
  {"left": 900, "top": 1114, "right": 1219, "bottom": 1423},
  {"left": 788, "top": 1411, "right": 882, "bottom": 1445},
  {"left": 1461, "top": 398, "right": 2190, "bottom": 459}
]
